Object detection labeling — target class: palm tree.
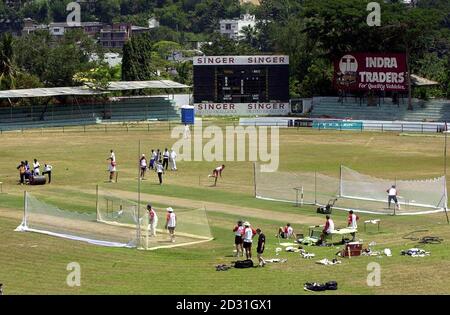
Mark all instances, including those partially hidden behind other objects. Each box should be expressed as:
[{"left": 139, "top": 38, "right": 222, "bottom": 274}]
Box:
[
  {"left": 0, "top": 33, "right": 16, "bottom": 90},
  {"left": 240, "top": 25, "right": 258, "bottom": 48}
]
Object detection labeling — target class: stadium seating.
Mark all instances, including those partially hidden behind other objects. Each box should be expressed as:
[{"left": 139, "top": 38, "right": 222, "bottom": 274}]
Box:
[
  {"left": 310, "top": 97, "right": 450, "bottom": 122},
  {"left": 0, "top": 97, "right": 180, "bottom": 131}
]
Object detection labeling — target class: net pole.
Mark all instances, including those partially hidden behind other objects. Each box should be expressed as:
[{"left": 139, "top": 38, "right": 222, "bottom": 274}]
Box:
[
  {"left": 444, "top": 174, "right": 449, "bottom": 225},
  {"left": 314, "top": 171, "right": 317, "bottom": 205},
  {"left": 301, "top": 186, "right": 304, "bottom": 207},
  {"left": 23, "top": 190, "right": 27, "bottom": 227},
  {"left": 444, "top": 131, "right": 447, "bottom": 179},
  {"left": 137, "top": 139, "right": 141, "bottom": 247},
  {"left": 253, "top": 162, "right": 257, "bottom": 198},
  {"left": 96, "top": 184, "right": 99, "bottom": 221},
  {"left": 339, "top": 165, "right": 342, "bottom": 197}
]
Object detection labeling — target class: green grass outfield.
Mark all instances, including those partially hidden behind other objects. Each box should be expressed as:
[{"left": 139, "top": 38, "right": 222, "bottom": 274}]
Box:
[{"left": 1, "top": 121, "right": 450, "bottom": 294}]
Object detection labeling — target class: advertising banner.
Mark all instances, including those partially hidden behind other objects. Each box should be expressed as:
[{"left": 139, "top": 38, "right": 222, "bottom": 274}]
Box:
[
  {"left": 193, "top": 55, "right": 289, "bottom": 66},
  {"left": 313, "top": 121, "right": 363, "bottom": 130},
  {"left": 194, "top": 103, "right": 290, "bottom": 116},
  {"left": 334, "top": 52, "right": 407, "bottom": 92}
]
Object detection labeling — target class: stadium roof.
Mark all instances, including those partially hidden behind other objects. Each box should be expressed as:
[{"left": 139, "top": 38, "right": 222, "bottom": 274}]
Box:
[{"left": 0, "top": 80, "right": 190, "bottom": 99}]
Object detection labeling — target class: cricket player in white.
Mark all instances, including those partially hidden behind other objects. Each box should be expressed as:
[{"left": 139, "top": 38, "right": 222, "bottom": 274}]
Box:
[
  {"left": 147, "top": 204, "right": 158, "bottom": 237},
  {"left": 33, "top": 159, "right": 40, "bottom": 176},
  {"left": 387, "top": 185, "right": 399, "bottom": 210},
  {"left": 169, "top": 149, "right": 177, "bottom": 171},
  {"left": 165, "top": 207, "right": 176, "bottom": 242},
  {"left": 347, "top": 210, "right": 359, "bottom": 241},
  {"left": 109, "top": 149, "right": 116, "bottom": 162}
]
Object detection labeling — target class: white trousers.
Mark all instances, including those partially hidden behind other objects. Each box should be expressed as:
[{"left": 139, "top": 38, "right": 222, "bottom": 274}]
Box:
[{"left": 149, "top": 217, "right": 158, "bottom": 236}]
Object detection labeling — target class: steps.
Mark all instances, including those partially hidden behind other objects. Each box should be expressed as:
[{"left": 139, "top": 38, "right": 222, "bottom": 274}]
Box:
[
  {"left": 310, "top": 97, "right": 450, "bottom": 122},
  {"left": 0, "top": 97, "right": 180, "bottom": 131}
]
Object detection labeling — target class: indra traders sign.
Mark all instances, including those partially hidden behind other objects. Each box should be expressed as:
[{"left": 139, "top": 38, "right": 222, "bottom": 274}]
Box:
[
  {"left": 195, "top": 103, "right": 290, "bottom": 116},
  {"left": 334, "top": 52, "right": 407, "bottom": 91}
]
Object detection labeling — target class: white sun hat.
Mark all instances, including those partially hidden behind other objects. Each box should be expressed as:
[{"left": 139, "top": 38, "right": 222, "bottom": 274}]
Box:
[
  {"left": 167, "top": 207, "right": 174, "bottom": 212},
  {"left": 243, "top": 221, "right": 250, "bottom": 226}
]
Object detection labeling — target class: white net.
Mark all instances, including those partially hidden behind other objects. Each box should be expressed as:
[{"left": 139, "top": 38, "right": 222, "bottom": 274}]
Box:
[
  {"left": 134, "top": 207, "right": 213, "bottom": 250},
  {"left": 254, "top": 163, "right": 447, "bottom": 215},
  {"left": 340, "top": 166, "right": 447, "bottom": 214},
  {"left": 255, "top": 164, "right": 339, "bottom": 205},
  {"left": 16, "top": 192, "right": 139, "bottom": 247},
  {"left": 16, "top": 189, "right": 214, "bottom": 249},
  {"left": 96, "top": 188, "right": 213, "bottom": 250}
]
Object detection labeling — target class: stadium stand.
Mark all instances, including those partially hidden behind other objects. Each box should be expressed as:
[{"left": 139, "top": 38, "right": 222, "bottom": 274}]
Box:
[
  {"left": 310, "top": 97, "right": 450, "bottom": 122},
  {"left": 0, "top": 96, "right": 180, "bottom": 131}
]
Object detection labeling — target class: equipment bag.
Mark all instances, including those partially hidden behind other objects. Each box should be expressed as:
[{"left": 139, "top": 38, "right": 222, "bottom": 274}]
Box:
[
  {"left": 325, "top": 281, "right": 338, "bottom": 290},
  {"left": 304, "top": 282, "right": 327, "bottom": 291},
  {"left": 234, "top": 259, "right": 254, "bottom": 268},
  {"left": 316, "top": 205, "right": 332, "bottom": 214}
]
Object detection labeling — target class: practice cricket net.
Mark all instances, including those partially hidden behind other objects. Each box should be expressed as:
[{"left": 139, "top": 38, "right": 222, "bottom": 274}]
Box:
[
  {"left": 96, "top": 187, "right": 214, "bottom": 250},
  {"left": 16, "top": 189, "right": 214, "bottom": 249},
  {"left": 254, "top": 163, "right": 339, "bottom": 206},
  {"left": 340, "top": 166, "right": 447, "bottom": 214},
  {"left": 15, "top": 192, "right": 140, "bottom": 247},
  {"left": 254, "top": 163, "right": 447, "bottom": 215}
]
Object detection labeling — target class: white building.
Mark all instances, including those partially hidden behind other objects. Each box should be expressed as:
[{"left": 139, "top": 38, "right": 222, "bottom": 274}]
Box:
[
  {"left": 148, "top": 17, "right": 160, "bottom": 29},
  {"left": 219, "top": 14, "right": 256, "bottom": 40},
  {"left": 90, "top": 53, "right": 122, "bottom": 68}
]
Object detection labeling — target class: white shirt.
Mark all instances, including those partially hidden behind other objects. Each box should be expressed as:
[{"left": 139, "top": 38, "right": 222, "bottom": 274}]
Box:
[
  {"left": 140, "top": 158, "right": 147, "bottom": 168},
  {"left": 234, "top": 225, "right": 244, "bottom": 236},
  {"left": 149, "top": 209, "right": 158, "bottom": 223},
  {"left": 326, "top": 219, "right": 335, "bottom": 233},
  {"left": 243, "top": 227, "right": 253, "bottom": 243},
  {"left": 33, "top": 162, "right": 40, "bottom": 174},
  {"left": 110, "top": 152, "right": 116, "bottom": 162},
  {"left": 388, "top": 188, "right": 397, "bottom": 196},
  {"left": 166, "top": 212, "right": 176, "bottom": 228},
  {"left": 170, "top": 151, "right": 177, "bottom": 160},
  {"left": 151, "top": 152, "right": 157, "bottom": 160},
  {"left": 156, "top": 163, "right": 164, "bottom": 173},
  {"left": 349, "top": 214, "right": 357, "bottom": 229},
  {"left": 163, "top": 151, "right": 170, "bottom": 159},
  {"left": 44, "top": 165, "right": 52, "bottom": 172},
  {"left": 285, "top": 226, "right": 294, "bottom": 237}
]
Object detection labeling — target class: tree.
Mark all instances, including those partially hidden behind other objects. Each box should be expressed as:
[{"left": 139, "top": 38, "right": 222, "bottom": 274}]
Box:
[
  {"left": 21, "top": 0, "right": 49, "bottom": 23},
  {"left": 73, "top": 63, "right": 121, "bottom": 90},
  {"left": 49, "top": 0, "right": 71, "bottom": 22},
  {"left": 95, "top": 0, "right": 121, "bottom": 24},
  {"left": 13, "top": 29, "right": 102, "bottom": 87},
  {"left": 240, "top": 25, "right": 258, "bottom": 48},
  {"left": 201, "top": 34, "right": 257, "bottom": 55},
  {"left": 0, "top": 33, "right": 16, "bottom": 90},
  {"left": 122, "top": 34, "right": 156, "bottom": 81}
]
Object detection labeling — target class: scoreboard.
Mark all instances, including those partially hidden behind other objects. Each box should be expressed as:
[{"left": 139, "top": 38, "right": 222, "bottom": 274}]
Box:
[{"left": 193, "top": 55, "right": 290, "bottom": 116}]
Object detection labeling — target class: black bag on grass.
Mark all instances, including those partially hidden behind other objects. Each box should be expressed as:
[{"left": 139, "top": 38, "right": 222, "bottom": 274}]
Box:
[
  {"left": 234, "top": 259, "right": 254, "bottom": 268},
  {"left": 304, "top": 283, "right": 327, "bottom": 291},
  {"left": 325, "top": 281, "right": 338, "bottom": 290}
]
